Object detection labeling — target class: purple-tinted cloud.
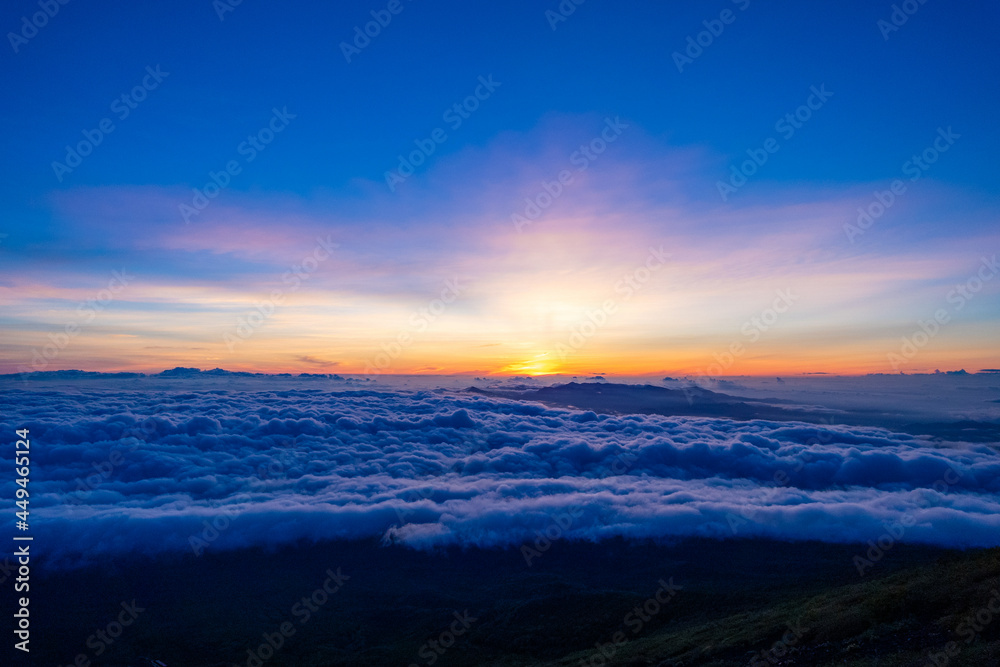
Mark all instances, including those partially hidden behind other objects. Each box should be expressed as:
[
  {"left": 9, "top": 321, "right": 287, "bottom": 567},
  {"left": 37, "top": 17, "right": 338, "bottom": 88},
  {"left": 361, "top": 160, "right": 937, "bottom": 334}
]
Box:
[{"left": 3, "top": 385, "right": 998, "bottom": 565}]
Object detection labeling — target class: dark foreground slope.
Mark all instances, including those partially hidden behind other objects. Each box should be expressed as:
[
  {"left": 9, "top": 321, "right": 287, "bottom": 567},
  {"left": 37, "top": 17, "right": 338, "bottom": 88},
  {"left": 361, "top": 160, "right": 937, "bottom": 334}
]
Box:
[{"left": 28, "top": 538, "right": 1000, "bottom": 667}]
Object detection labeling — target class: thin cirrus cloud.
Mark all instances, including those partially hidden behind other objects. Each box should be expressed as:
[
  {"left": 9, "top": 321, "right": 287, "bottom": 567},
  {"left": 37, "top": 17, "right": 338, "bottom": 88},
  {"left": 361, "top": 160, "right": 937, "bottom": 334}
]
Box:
[{"left": 1, "top": 114, "right": 997, "bottom": 375}]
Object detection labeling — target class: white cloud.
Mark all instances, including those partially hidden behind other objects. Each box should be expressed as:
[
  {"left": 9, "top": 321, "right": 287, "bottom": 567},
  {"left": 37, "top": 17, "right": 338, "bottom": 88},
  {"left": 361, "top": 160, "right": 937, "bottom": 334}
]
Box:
[{"left": 3, "top": 384, "right": 999, "bottom": 565}]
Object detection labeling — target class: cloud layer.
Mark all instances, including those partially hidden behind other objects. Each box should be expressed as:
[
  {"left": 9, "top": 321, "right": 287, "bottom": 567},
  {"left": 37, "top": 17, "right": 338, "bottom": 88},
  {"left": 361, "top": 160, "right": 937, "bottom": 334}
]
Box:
[{"left": 3, "top": 384, "right": 999, "bottom": 563}]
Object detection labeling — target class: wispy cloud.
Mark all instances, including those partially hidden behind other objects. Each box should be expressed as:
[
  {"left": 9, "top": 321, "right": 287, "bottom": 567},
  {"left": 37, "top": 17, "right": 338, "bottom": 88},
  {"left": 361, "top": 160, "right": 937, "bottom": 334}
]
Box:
[{"left": 2, "top": 115, "right": 997, "bottom": 374}]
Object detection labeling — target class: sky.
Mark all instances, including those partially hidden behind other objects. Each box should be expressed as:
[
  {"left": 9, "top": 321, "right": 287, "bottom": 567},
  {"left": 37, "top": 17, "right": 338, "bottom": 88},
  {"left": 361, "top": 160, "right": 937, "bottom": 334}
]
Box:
[{"left": 1, "top": 0, "right": 998, "bottom": 376}]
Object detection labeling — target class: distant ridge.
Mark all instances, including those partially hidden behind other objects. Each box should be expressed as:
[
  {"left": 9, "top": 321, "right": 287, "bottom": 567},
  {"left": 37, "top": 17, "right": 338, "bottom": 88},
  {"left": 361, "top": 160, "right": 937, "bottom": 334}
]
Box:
[
  {"left": 470, "top": 381, "right": 1000, "bottom": 442},
  {"left": 2, "top": 366, "right": 357, "bottom": 380},
  {"left": 5, "top": 366, "right": 996, "bottom": 379}
]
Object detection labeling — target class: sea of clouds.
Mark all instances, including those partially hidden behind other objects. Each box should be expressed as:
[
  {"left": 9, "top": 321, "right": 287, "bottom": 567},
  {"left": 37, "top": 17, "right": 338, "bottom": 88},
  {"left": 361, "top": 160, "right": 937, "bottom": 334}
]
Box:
[{"left": 2, "top": 386, "right": 999, "bottom": 562}]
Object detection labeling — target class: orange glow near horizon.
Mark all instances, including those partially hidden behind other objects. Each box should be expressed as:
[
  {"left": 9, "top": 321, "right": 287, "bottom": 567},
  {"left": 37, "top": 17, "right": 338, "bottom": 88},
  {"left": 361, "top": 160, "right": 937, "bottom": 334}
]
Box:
[
  {"left": 2, "top": 151, "right": 998, "bottom": 378},
  {"left": 33, "top": 341, "right": 994, "bottom": 379}
]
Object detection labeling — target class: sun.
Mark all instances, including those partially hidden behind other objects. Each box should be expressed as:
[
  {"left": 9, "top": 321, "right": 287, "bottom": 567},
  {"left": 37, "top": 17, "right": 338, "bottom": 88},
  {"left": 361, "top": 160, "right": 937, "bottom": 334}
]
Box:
[{"left": 497, "top": 353, "right": 562, "bottom": 376}]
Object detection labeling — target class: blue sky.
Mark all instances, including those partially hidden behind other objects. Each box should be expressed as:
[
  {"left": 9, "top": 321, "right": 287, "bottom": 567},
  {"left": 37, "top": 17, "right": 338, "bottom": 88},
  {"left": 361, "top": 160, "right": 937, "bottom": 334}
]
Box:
[
  {"left": 1, "top": 0, "right": 998, "bottom": 375},
  {"left": 1, "top": 0, "right": 996, "bottom": 191}
]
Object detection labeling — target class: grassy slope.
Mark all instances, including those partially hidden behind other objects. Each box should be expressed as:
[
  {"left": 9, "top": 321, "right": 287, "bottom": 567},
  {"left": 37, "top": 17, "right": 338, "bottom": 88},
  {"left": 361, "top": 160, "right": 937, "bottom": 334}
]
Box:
[
  {"left": 547, "top": 547, "right": 1000, "bottom": 667},
  {"left": 31, "top": 539, "right": 1000, "bottom": 666}
]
